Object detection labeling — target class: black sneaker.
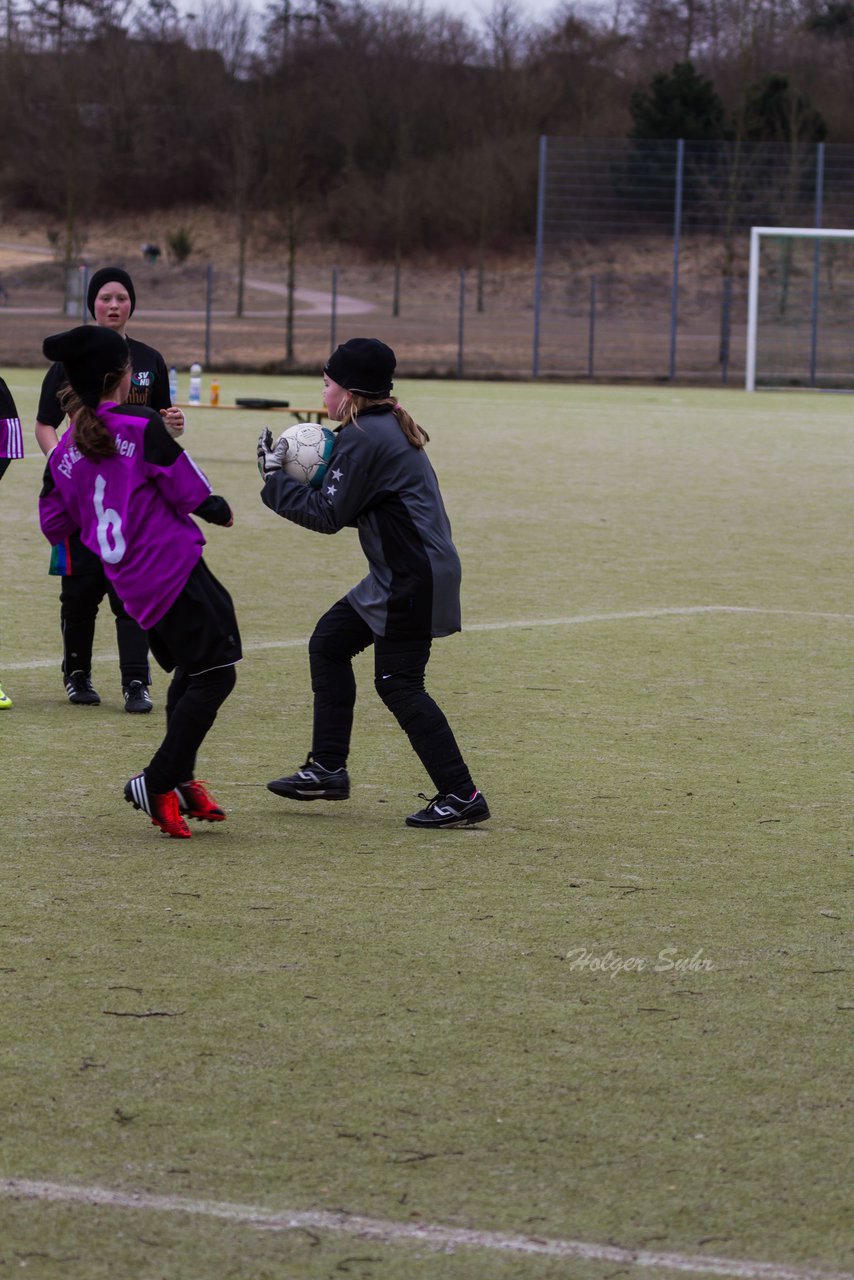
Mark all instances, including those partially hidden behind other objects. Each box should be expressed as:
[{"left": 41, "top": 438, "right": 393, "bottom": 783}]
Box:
[
  {"left": 65, "top": 670, "right": 101, "bottom": 706},
  {"left": 405, "top": 789, "right": 490, "bottom": 829},
  {"left": 123, "top": 680, "right": 153, "bottom": 714},
  {"left": 267, "top": 757, "right": 350, "bottom": 801}
]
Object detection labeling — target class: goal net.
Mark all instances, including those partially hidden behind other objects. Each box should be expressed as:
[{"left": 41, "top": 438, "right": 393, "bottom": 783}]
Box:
[{"left": 746, "top": 227, "right": 854, "bottom": 390}]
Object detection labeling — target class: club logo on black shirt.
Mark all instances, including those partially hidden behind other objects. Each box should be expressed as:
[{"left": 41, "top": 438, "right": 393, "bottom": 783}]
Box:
[{"left": 128, "top": 370, "right": 153, "bottom": 404}]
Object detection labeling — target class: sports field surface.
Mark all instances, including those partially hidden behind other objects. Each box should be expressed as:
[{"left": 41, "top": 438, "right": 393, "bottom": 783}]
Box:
[{"left": 0, "top": 375, "right": 850, "bottom": 1280}]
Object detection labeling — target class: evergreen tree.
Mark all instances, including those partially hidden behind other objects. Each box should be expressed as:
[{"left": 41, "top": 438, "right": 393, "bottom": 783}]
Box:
[
  {"left": 630, "top": 60, "right": 730, "bottom": 141},
  {"left": 742, "top": 73, "right": 827, "bottom": 145}
]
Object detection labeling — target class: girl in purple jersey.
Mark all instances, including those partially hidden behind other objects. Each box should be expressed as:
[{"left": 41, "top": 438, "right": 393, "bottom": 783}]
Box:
[
  {"left": 0, "top": 373, "right": 24, "bottom": 709},
  {"left": 35, "top": 267, "right": 184, "bottom": 713},
  {"left": 39, "top": 325, "right": 241, "bottom": 839}
]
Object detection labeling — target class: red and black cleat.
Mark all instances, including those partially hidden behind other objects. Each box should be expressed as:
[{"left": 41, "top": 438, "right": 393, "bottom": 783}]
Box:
[
  {"left": 175, "top": 780, "right": 227, "bottom": 823},
  {"left": 125, "top": 774, "right": 192, "bottom": 838}
]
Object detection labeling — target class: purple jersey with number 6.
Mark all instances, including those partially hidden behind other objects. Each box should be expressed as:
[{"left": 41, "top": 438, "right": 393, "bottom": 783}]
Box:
[{"left": 40, "top": 402, "right": 214, "bottom": 629}]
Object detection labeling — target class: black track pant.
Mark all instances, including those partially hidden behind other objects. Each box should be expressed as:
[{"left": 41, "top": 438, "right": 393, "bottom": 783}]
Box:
[
  {"left": 60, "top": 571, "right": 150, "bottom": 685},
  {"left": 308, "top": 598, "right": 474, "bottom": 799},
  {"left": 144, "top": 665, "right": 237, "bottom": 794}
]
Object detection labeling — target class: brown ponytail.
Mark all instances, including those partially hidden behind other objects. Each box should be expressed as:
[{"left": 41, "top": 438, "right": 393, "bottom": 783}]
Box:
[
  {"left": 59, "top": 364, "right": 129, "bottom": 459},
  {"left": 344, "top": 393, "right": 430, "bottom": 448}
]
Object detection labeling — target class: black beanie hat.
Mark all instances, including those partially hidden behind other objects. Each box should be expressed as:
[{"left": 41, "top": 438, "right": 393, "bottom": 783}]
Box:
[
  {"left": 43, "top": 325, "right": 129, "bottom": 409},
  {"left": 87, "top": 266, "right": 136, "bottom": 318},
  {"left": 324, "top": 337, "right": 395, "bottom": 397}
]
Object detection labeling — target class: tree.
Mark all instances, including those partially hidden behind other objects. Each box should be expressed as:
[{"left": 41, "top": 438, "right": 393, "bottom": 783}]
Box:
[
  {"left": 742, "top": 72, "right": 827, "bottom": 144},
  {"left": 805, "top": 1, "right": 854, "bottom": 37},
  {"left": 629, "top": 60, "right": 729, "bottom": 140}
]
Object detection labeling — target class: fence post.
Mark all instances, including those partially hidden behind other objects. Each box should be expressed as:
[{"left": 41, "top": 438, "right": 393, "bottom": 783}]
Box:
[
  {"left": 719, "top": 275, "right": 732, "bottom": 384},
  {"left": 392, "top": 262, "right": 401, "bottom": 317},
  {"left": 587, "top": 274, "right": 597, "bottom": 378},
  {"left": 809, "top": 141, "right": 825, "bottom": 387},
  {"left": 457, "top": 269, "right": 466, "bottom": 378},
  {"left": 532, "top": 134, "right": 547, "bottom": 378},
  {"left": 204, "top": 263, "right": 213, "bottom": 368},
  {"left": 65, "top": 263, "right": 88, "bottom": 319},
  {"left": 330, "top": 266, "right": 338, "bottom": 353},
  {"left": 669, "top": 138, "right": 684, "bottom": 383}
]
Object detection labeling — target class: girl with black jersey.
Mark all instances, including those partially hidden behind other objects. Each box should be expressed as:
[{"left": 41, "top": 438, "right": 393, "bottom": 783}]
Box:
[{"left": 258, "top": 337, "right": 489, "bottom": 829}]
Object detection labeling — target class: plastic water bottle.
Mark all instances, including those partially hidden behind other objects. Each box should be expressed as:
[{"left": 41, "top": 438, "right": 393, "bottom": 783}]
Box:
[
  {"left": 210, "top": 378, "right": 220, "bottom": 407},
  {"left": 188, "top": 363, "right": 202, "bottom": 405},
  {"left": 168, "top": 366, "right": 178, "bottom": 402}
]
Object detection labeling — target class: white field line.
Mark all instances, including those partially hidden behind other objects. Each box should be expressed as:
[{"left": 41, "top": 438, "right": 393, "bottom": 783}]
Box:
[
  {"left": 1, "top": 1180, "right": 851, "bottom": 1280},
  {"left": 5, "top": 604, "right": 854, "bottom": 673}
]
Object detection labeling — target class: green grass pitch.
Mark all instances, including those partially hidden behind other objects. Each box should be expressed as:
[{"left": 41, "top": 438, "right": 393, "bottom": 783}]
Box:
[{"left": 0, "top": 372, "right": 850, "bottom": 1279}]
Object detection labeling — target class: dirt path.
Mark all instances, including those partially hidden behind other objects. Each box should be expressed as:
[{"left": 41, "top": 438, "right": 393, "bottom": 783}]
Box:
[{"left": 244, "top": 278, "right": 376, "bottom": 316}]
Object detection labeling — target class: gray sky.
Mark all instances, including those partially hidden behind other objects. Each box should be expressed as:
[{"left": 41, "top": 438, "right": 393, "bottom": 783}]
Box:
[
  {"left": 254, "top": 0, "right": 579, "bottom": 33},
  {"left": 416, "top": 0, "right": 620, "bottom": 39},
  {"left": 418, "top": 0, "right": 564, "bottom": 24},
  {"left": 397, "top": 0, "right": 617, "bottom": 34}
]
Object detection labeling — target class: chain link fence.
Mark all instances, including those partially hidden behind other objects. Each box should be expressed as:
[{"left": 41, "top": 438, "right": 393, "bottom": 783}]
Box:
[
  {"left": 534, "top": 137, "right": 854, "bottom": 387},
  {"left": 3, "top": 137, "right": 854, "bottom": 385},
  {"left": 0, "top": 257, "right": 539, "bottom": 382}
]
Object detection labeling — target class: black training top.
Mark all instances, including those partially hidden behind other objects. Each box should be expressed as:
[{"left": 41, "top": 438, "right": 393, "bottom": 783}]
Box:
[{"left": 261, "top": 406, "right": 462, "bottom": 640}]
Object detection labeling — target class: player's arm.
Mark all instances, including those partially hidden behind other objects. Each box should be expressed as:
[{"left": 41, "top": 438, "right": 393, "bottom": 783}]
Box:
[
  {"left": 142, "top": 409, "right": 221, "bottom": 514},
  {"left": 151, "top": 353, "right": 185, "bottom": 438},
  {"left": 193, "top": 494, "right": 233, "bottom": 526},
  {"left": 259, "top": 431, "right": 370, "bottom": 534},
  {"left": 260, "top": 471, "right": 345, "bottom": 534},
  {"left": 38, "top": 463, "right": 77, "bottom": 543},
  {"left": 150, "top": 352, "right": 172, "bottom": 410},
  {"left": 34, "top": 362, "right": 67, "bottom": 456},
  {"left": 0, "top": 375, "right": 23, "bottom": 468},
  {"left": 35, "top": 420, "right": 59, "bottom": 456}
]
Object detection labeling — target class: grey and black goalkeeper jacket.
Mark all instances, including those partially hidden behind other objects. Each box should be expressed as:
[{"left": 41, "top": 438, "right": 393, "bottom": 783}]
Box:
[{"left": 260, "top": 406, "right": 462, "bottom": 640}]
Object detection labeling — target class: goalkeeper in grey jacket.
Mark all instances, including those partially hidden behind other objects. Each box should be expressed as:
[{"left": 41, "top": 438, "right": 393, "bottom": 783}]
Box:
[{"left": 258, "top": 337, "right": 489, "bottom": 829}]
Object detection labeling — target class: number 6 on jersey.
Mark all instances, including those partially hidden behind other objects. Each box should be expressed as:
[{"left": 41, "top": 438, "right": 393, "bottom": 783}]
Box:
[{"left": 93, "top": 474, "right": 126, "bottom": 563}]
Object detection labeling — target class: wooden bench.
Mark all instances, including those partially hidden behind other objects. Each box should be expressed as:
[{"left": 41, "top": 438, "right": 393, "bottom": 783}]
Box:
[{"left": 176, "top": 404, "right": 329, "bottom": 423}]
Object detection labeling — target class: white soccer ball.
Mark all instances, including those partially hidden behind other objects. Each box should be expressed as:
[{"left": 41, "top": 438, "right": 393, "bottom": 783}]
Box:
[{"left": 279, "top": 422, "right": 336, "bottom": 488}]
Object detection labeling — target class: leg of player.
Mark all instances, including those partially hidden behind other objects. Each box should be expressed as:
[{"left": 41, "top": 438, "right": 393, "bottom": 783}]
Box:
[
  {"left": 266, "top": 600, "right": 370, "bottom": 802},
  {"left": 60, "top": 573, "right": 102, "bottom": 705},
  {"left": 124, "top": 665, "right": 236, "bottom": 837},
  {"left": 372, "top": 642, "right": 489, "bottom": 829},
  {"left": 105, "top": 581, "right": 153, "bottom": 713},
  {"left": 124, "top": 560, "right": 241, "bottom": 837}
]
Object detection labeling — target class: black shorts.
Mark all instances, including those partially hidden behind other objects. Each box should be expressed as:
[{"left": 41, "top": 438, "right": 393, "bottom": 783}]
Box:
[{"left": 147, "top": 558, "right": 242, "bottom": 676}]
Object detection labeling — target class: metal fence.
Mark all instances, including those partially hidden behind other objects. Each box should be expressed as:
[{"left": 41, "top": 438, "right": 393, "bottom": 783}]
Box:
[
  {"left": 4, "top": 137, "right": 854, "bottom": 385},
  {"left": 533, "top": 137, "right": 854, "bottom": 387},
  {"left": 0, "top": 257, "right": 540, "bottom": 382}
]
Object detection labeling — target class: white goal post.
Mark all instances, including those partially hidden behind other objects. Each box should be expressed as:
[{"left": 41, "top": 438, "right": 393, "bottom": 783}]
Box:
[{"left": 746, "top": 226, "right": 854, "bottom": 391}]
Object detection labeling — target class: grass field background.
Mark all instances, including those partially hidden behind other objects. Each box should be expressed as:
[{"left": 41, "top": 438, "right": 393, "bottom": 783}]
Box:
[{"left": 0, "top": 372, "right": 851, "bottom": 1279}]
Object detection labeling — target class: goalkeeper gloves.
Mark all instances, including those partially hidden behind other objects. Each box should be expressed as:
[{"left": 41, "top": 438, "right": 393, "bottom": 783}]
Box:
[{"left": 257, "top": 427, "right": 289, "bottom": 479}]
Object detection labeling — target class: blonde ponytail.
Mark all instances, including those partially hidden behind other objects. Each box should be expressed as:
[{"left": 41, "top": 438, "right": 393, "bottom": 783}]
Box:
[{"left": 344, "top": 393, "right": 429, "bottom": 448}]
